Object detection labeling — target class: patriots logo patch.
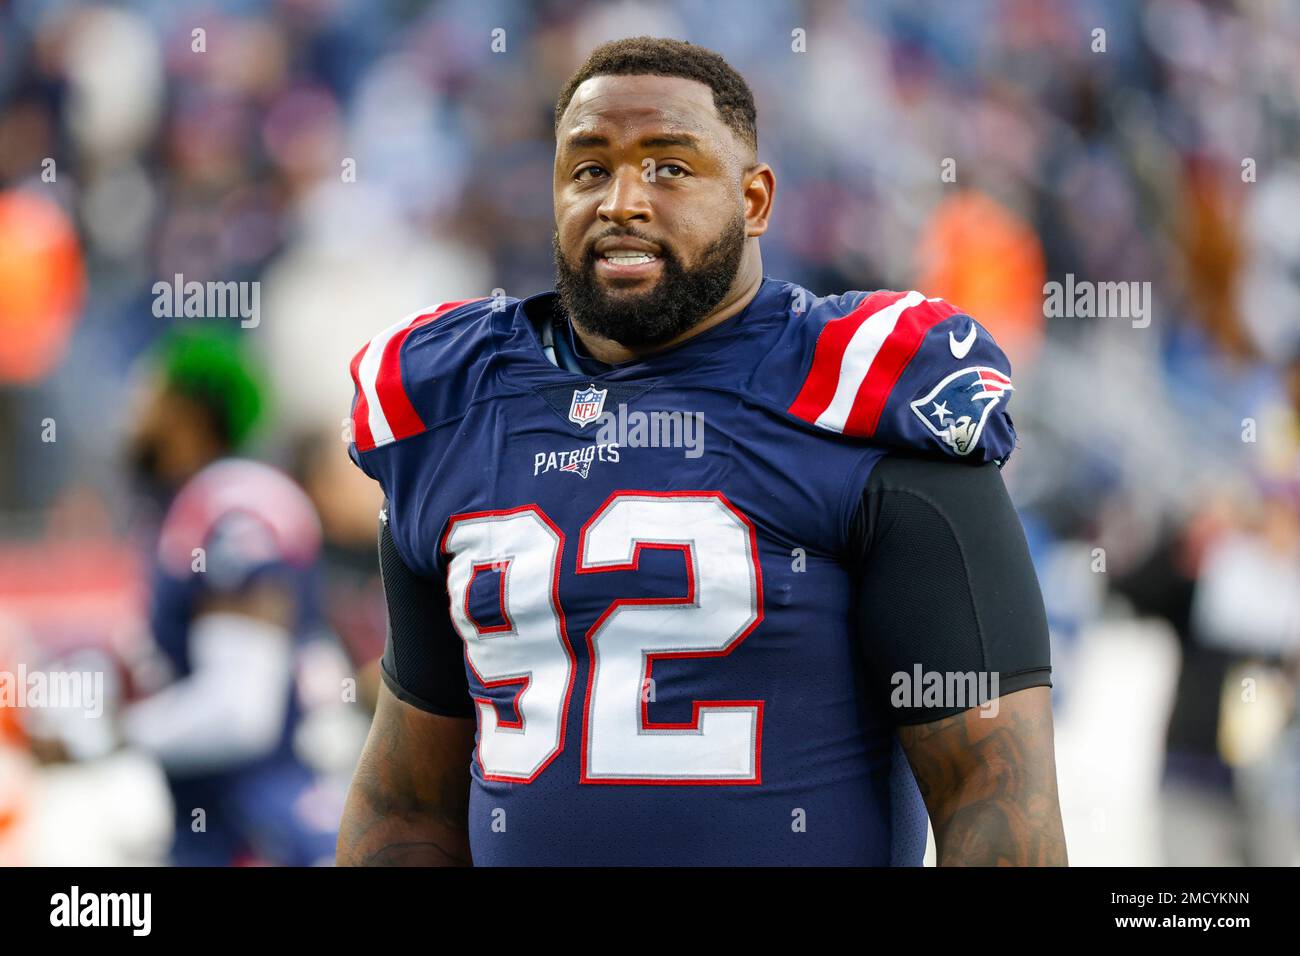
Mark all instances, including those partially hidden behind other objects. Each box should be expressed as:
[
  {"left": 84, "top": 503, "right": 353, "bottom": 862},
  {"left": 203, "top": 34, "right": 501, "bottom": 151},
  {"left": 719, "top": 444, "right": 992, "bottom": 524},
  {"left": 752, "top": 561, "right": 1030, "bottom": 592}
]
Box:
[{"left": 909, "top": 366, "right": 1014, "bottom": 456}]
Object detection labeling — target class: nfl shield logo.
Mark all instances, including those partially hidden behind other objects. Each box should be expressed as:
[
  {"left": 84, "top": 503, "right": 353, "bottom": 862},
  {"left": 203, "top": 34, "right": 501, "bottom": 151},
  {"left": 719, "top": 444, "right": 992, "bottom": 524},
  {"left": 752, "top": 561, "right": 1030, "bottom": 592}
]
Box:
[{"left": 568, "top": 385, "right": 607, "bottom": 428}]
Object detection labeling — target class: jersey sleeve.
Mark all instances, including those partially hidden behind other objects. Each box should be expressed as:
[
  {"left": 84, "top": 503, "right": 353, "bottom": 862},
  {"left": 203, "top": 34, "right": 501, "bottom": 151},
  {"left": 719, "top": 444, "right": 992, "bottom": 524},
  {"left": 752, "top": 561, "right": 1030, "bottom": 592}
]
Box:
[
  {"left": 377, "top": 505, "right": 473, "bottom": 718},
  {"left": 786, "top": 290, "right": 1018, "bottom": 465},
  {"left": 347, "top": 298, "right": 492, "bottom": 456},
  {"left": 851, "top": 453, "right": 1051, "bottom": 726},
  {"left": 346, "top": 296, "right": 495, "bottom": 574}
]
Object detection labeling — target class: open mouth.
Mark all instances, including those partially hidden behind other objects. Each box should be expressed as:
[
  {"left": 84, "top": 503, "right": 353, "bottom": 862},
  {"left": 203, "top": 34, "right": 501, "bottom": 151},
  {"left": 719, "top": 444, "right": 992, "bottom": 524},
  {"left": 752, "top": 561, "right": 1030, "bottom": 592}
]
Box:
[{"left": 593, "top": 248, "right": 664, "bottom": 280}]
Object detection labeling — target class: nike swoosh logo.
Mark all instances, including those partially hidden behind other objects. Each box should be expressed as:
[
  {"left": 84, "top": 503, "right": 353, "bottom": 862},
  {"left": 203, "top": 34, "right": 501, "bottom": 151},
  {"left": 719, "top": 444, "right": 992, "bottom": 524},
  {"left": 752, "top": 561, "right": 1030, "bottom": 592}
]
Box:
[{"left": 949, "top": 324, "right": 977, "bottom": 359}]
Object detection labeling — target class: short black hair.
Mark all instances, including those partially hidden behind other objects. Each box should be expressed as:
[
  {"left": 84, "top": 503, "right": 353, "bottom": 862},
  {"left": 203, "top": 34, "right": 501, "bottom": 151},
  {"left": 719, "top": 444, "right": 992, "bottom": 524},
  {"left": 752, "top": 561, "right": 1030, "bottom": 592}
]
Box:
[{"left": 555, "top": 36, "right": 757, "bottom": 156}]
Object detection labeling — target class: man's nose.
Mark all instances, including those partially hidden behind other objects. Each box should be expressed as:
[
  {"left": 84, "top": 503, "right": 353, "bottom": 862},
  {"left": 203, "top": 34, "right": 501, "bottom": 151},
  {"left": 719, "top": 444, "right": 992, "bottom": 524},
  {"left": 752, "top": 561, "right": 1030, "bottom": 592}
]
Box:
[{"left": 596, "top": 165, "right": 653, "bottom": 226}]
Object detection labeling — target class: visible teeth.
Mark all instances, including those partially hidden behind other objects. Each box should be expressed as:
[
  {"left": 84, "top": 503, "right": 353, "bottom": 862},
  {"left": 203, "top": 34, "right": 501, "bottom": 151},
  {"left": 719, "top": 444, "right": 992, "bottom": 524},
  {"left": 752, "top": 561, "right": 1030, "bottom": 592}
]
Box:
[{"left": 604, "top": 253, "right": 656, "bottom": 264}]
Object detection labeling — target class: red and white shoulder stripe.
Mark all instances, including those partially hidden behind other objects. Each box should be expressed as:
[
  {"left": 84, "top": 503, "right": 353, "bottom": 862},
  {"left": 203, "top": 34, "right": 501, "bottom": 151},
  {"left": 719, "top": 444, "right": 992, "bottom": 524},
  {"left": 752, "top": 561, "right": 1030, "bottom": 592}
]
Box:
[
  {"left": 787, "top": 290, "right": 960, "bottom": 437},
  {"left": 349, "top": 299, "right": 487, "bottom": 452}
]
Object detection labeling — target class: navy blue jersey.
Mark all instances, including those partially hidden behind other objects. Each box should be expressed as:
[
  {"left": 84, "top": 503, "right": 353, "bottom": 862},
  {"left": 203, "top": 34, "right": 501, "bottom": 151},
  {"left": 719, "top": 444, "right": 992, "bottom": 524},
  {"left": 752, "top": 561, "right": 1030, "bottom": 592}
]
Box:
[
  {"left": 150, "top": 458, "right": 323, "bottom": 774},
  {"left": 148, "top": 458, "right": 337, "bottom": 865},
  {"left": 347, "top": 277, "right": 1021, "bottom": 865}
]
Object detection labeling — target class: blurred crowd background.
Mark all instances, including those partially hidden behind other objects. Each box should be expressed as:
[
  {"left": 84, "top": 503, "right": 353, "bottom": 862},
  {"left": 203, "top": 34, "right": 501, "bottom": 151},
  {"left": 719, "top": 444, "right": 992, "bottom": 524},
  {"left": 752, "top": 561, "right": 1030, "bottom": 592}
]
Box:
[{"left": 1, "top": 0, "right": 1299, "bottom": 865}]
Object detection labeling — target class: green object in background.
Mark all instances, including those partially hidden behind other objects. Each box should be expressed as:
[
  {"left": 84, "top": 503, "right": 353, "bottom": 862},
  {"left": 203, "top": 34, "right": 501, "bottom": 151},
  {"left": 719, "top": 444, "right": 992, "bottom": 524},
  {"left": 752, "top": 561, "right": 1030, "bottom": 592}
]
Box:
[{"left": 153, "top": 325, "right": 268, "bottom": 450}]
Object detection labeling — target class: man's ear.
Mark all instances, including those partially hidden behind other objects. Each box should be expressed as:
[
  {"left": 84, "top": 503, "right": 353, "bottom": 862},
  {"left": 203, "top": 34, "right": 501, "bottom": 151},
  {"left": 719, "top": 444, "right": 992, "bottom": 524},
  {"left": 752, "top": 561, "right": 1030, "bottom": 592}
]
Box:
[{"left": 742, "top": 163, "right": 775, "bottom": 237}]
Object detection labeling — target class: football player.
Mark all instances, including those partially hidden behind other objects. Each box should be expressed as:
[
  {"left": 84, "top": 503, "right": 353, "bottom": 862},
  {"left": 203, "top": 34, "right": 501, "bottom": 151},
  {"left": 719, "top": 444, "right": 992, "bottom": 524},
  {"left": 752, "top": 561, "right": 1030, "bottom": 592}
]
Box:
[
  {"left": 123, "top": 328, "right": 336, "bottom": 865},
  {"left": 338, "top": 37, "right": 1066, "bottom": 866}
]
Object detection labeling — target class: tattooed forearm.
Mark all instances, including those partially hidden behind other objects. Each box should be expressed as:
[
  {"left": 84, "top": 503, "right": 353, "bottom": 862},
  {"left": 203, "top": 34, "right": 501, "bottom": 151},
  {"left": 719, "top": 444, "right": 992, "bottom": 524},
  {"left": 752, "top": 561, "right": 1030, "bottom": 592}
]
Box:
[
  {"left": 897, "top": 686, "right": 1067, "bottom": 866},
  {"left": 337, "top": 685, "right": 476, "bottom": 866}
]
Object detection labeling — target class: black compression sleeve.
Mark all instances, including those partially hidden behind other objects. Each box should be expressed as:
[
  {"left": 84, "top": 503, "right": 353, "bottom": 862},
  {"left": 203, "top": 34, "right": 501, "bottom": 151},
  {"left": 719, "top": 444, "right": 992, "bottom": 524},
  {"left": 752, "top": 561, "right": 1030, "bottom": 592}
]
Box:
[
  {"left": 852, "top": 454, "right": 1052, "bottom": 726},
  {"left": 378, "top": 506, "right": 474, "bottom": 718}
]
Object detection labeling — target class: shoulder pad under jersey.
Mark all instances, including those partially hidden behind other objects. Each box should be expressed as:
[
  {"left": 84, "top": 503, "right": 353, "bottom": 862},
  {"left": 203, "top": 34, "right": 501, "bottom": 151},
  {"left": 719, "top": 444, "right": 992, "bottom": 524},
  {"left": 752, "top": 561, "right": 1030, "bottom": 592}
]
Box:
[
  {"left": 771, "top": 288, "right": 1018, "bottom": 464},
  {"left": 347, "top": 297, "right": 499, "bottom": 456}
]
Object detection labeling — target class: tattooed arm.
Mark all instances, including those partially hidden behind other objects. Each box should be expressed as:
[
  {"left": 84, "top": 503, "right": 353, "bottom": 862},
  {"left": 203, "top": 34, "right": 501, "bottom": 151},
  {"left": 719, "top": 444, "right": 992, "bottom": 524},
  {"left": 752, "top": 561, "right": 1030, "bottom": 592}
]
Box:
[
  {"left": 853, "top": 456, "right": 1065, "bottom": 865},
  {"left": 897, "top": 686, "right": 1067, "bottom": 866},
  {"left": 337, "top": 681, "right": 476, "bottom": 866},
  {"left": 338, "top": 506, "right": 479, "bottom": 866}
]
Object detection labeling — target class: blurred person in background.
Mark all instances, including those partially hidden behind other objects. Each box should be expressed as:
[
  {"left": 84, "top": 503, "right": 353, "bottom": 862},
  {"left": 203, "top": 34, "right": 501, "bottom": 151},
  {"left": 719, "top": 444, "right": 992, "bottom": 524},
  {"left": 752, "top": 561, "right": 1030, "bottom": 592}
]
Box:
[
  {"left": 117, "top": 327, "right": 336, "bottom": 866},
  {"left": 1115, "top": 479, "right": 1300, "bottom": 866},
  {"left": 1175, "top": 479, "right": 1300, "bottom": 866}
]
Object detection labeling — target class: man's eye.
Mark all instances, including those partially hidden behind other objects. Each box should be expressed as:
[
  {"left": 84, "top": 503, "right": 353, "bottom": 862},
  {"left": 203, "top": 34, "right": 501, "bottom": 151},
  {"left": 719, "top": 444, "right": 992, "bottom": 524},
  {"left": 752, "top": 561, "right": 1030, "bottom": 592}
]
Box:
[
  {"left": 657, "top": 164, "right": 688, "bottom": 179},
  {"left": 575, "top": 166, "right": 607, "bottom": 181}
]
